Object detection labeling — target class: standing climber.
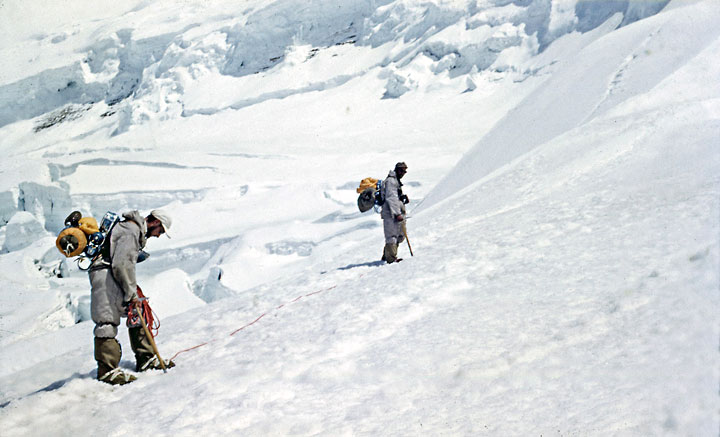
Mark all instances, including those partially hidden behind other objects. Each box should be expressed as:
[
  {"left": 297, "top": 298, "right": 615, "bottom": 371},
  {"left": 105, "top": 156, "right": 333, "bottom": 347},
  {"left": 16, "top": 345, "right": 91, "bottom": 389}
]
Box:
[
  {"left": 89, "top": 209, "right": 174, "bottom": 385},
  {"left": 381, "top": 162, "right": 410, "bottom": 263}
]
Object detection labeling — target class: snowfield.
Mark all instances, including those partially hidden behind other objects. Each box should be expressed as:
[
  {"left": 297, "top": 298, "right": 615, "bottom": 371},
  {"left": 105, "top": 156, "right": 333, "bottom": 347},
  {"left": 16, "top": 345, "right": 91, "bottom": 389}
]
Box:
[{"left": 0, "top": 0, "right": 718, "bottom": 435}]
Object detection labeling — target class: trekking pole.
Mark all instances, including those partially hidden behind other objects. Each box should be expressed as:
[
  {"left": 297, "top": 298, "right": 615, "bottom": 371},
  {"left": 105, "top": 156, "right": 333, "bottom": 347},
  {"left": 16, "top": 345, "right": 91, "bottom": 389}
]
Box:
[
  {"left": 136, "top": 306, "right": 167, "bottom": 373},
  {"left": 402, "top": 222, "right": 414, "bottom": 257}
]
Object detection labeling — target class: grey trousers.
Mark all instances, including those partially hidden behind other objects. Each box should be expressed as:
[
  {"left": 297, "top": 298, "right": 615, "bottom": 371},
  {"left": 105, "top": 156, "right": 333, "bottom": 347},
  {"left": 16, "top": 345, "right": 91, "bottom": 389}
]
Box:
[
  {"left": 382, "top": 216, "right": 405, "bottom": 245},
  {"left": 89, "top": 268, "right": 154, "bottom": 372},
  {"left": 89, "top": 268, "right": 125, "bottom": 338}
]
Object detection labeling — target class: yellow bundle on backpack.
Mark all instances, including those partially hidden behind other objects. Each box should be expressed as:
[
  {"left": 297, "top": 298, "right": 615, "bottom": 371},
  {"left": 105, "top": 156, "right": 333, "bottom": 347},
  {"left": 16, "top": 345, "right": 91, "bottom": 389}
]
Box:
[
  {"left": 79, "top": 217, "right": 99, "bottom": 234},
  {"left": 356, "top": 177, "right": 378, "bottom": 193},
  {"left": 56, "top": 211, "right": 100, "bottom": 258},
  {"left": 56, "top": 227, "right": 87, "bottom": 257}
]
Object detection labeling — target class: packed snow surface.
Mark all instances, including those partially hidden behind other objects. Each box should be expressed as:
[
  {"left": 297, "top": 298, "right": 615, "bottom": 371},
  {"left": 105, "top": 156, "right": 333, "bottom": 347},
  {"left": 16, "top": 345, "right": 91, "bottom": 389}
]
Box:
[{"left": 0, "top": 0, "right": 718, "bottom": 435}]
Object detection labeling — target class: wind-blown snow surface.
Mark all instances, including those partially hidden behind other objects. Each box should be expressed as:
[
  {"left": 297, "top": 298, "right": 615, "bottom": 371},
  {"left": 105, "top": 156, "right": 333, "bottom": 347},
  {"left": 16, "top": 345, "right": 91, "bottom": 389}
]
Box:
[{"left": 1, "top": 0, "right": 718, "bottom": 435}]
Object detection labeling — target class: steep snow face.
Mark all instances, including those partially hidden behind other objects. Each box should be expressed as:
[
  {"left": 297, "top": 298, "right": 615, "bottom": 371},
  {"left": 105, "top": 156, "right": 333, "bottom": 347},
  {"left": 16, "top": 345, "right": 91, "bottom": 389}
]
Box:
[{"left": 420, "top": 0, "right": 719, "bottom": 211}]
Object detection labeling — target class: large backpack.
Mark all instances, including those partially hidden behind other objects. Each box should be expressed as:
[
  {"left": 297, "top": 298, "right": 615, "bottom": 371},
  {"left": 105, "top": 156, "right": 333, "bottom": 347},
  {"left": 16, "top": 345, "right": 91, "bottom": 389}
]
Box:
[
  {"left": 356, "top": 177, "right": 384, "bottom": 213},
  {"left": 56, "top": 211, "right": 120, "bottom": 258}
]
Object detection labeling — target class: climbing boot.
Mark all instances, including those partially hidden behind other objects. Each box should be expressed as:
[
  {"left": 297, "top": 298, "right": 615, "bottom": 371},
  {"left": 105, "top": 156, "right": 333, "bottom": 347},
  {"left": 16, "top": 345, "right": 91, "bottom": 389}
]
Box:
[
  {"left": 129, "top": 326, "right": 175, "bottom": 371},
  {"left": 99, "top": 368, "right": 137, "bottom": 385},
  {"left": 94, "top": 337, "right": 135, "bottom": 384},
  {"left": 383, "top": 243, "right": 399, "bottom": 264},
  {"left": 137, "top": 355, "right": 176, "bottom": 372},
  {"left": 95, "top": 337, "right": 121, "bottom": 379},
  {"left": 128, "top": 326, "right": 154, "bottom": 368}
]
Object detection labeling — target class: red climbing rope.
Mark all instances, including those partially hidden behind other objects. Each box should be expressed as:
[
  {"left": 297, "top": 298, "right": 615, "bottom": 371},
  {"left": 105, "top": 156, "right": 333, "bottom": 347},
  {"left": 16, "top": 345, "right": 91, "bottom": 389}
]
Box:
[
  {"left": 169, "top": 282, "right": 343, "bottom": 361},
  {"left": 127, "top": 286, "right": 160, "bottom": 337}
]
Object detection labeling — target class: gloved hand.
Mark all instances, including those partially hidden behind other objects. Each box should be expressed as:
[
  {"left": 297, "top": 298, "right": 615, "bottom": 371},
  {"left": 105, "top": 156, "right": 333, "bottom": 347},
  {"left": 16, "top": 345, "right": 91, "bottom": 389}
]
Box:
[
  {"left": 137, "top": 250, "right": 150, "bottom": 263},
  {"left": 123, "top": 296, "right": 139, "bottom": 313},
  {"left": 395, "top": 214, "right": 404, "bottom": 222},
  {"left": 400, "top": 194, "right": 409, "bottom": 204},
  {"left": 125, "top": 298, "right": 144, "bottom": 328}
]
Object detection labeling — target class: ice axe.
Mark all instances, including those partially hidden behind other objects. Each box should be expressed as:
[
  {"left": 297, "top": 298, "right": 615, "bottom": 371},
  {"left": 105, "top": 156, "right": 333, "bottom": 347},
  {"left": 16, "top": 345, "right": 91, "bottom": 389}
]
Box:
[
  {"left": 402, "top": 221, "right": 414, "bottom": 257},
  {"left": 135, "top": 302, "right": 167, "bottom": 373}
]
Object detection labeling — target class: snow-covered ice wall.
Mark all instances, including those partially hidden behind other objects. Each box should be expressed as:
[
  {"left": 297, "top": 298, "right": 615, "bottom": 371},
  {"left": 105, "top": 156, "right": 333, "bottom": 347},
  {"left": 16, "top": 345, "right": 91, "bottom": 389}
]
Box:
[{"left": 0, "top": 0, "right": 669, "bottom": 129}]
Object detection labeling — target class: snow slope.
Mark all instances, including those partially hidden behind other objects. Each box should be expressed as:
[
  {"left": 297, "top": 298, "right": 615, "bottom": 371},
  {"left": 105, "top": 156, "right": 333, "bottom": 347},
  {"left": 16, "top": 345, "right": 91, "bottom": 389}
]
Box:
[
  {"left": 1, "top": 0, "right": 718, "bottom": 435},
  {"left": 421, "top": 0, "right": 720, "bottom": 210}
]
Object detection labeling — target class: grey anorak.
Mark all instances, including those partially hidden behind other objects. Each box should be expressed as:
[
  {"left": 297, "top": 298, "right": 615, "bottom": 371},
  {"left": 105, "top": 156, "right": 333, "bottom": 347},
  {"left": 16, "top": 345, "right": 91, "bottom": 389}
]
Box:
[
  {"left": 89, "top": 211, "right": 147, "bottom": 338},
  {"left": 381, "top": 171, "right": 406, "bottom": 244}
]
